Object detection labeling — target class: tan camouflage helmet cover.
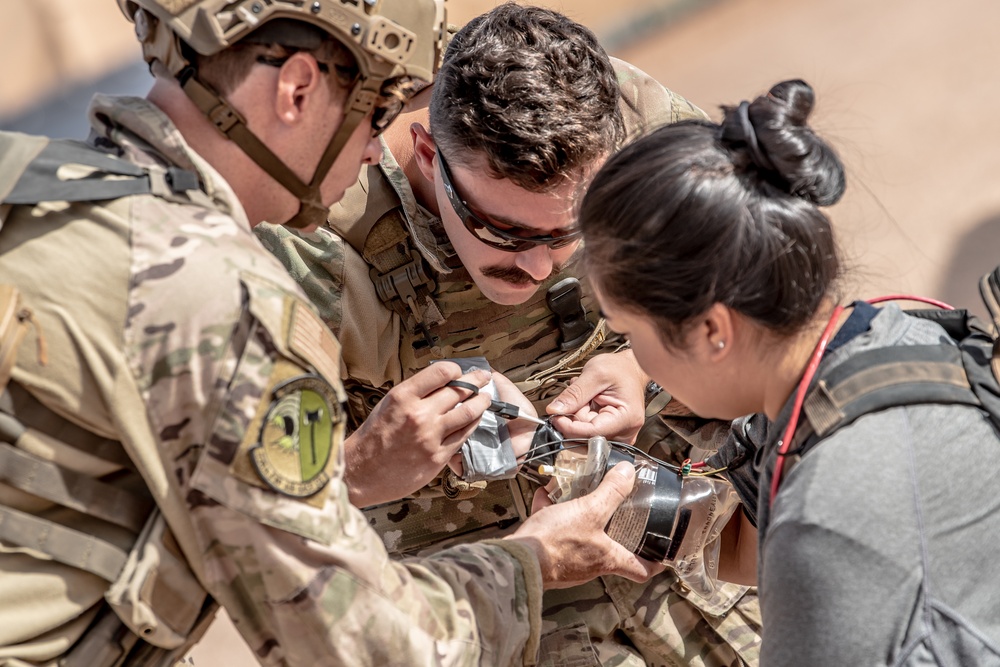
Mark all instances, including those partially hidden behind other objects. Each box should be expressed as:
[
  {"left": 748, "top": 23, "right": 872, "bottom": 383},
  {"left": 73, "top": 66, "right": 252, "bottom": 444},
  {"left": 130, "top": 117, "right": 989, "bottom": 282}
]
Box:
[
  {"left": 118, "top": 0, "right": 443, "bottom": 83},
  {"left": 117, "top": 0, "right": 446, "bottom": 228}
]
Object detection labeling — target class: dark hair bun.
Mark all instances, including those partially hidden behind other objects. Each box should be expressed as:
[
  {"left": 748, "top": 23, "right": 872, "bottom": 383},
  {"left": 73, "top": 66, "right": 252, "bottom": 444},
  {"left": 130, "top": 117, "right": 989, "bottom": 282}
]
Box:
[{"left": 721, "top": 79, "right": 846, "bottom": 207}]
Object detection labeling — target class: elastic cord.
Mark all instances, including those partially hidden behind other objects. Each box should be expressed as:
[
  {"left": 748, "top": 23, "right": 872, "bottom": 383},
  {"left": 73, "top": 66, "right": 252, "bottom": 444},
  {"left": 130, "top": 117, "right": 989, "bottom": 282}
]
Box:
[
  {"left": 734, "top": 101, "right": 775, "bottom": 172},
  {"left": 769, "top": 304, "right": 844, "bottom": 508},
  {"left": 768, "top": 294, "right": 954, "bottom": 507},
  {"left": 866, "top": 294, "right": 955, "bottom": 310}
]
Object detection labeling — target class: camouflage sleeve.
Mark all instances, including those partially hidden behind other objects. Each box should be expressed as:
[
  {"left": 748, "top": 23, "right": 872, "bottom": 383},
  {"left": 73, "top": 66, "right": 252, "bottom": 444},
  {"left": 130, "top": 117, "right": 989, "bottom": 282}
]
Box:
[
  {"left": 254, "top": 222, "right": 349, "bottom": 336},
  {"left": 611, "top": 57, "right": 708, "bottom": 143},
  {"left": 254, "top": 222, "right": 403, "bottom": 388},
  {"left": 133, "top": 215, "right": 540, "bottom": 665}
]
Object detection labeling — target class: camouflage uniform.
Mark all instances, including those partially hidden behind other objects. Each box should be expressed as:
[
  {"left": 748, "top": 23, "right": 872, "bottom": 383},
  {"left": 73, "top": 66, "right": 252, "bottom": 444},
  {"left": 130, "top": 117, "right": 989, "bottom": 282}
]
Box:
[
  {"left": 0, "top": 96, "right": 544, "bottom": 666},
  {"left": 258, "top": 60, "right": 762, "bottom": 666}
]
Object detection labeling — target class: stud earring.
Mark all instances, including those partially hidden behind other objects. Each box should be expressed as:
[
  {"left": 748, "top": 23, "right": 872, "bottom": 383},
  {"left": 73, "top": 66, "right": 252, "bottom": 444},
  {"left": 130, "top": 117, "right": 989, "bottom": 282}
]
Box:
[{"left": 717, "top": 340, "right": 726, "bottom": 349}]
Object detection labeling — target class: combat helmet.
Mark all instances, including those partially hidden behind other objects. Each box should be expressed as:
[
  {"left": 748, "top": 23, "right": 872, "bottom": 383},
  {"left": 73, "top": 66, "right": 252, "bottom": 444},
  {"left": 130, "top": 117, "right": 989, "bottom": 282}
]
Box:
[{"left": 118, "top": 0, "right": 446, "bottom": 228}]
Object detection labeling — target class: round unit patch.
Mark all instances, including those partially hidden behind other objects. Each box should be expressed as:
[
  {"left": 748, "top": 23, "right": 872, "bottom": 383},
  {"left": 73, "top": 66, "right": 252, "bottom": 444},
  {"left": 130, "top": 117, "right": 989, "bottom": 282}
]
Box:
[{"left": 251, "top": 375, "right": 341, "bottom": 497}]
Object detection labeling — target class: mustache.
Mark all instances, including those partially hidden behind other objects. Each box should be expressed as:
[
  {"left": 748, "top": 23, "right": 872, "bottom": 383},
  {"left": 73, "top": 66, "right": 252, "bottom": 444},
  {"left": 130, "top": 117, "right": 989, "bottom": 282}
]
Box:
[
  {"left": 480, "top": 256, "right": 572, "bottom": 286},
  {"left": 480, "top": 265, "right": 541, "bottom": 286}
]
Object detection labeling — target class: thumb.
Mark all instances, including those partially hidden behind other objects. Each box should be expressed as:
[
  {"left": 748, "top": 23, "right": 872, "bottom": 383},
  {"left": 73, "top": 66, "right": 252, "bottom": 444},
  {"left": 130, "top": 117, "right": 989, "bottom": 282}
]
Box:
[
  {"left": 547, "top": 378, "right": 595, "bottom": 415},
  {"left": 587, "top": 462, "right": 636, "bottom": 520}
]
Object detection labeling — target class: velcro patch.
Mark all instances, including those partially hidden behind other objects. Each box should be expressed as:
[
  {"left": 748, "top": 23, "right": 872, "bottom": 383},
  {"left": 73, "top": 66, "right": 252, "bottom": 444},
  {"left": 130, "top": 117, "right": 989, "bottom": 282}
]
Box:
[{"left": 250, "top": 374, "right": 342, "bottom": 498}]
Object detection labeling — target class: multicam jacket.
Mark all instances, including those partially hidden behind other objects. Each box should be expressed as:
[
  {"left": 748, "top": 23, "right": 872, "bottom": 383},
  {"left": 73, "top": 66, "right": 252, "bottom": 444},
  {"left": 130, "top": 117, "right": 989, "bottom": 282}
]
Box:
[
  {"left": 258, "top": 61, "right": 763, "bottom": 666},
  {"left": 0, "top": 96, "right": 542, "bottom": 666}
]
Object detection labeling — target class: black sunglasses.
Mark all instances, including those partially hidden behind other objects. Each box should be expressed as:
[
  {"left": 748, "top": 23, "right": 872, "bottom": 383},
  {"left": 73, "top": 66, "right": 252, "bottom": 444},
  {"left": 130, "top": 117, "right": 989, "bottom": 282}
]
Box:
[{"left": 436, "top": 149, "right": 582, "bottom": 253}]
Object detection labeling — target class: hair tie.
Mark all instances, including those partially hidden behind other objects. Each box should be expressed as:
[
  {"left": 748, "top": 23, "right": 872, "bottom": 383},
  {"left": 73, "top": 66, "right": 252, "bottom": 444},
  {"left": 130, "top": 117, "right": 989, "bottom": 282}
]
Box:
[{"left": 734, "top": 101, "right": 775, "bottom": 172}]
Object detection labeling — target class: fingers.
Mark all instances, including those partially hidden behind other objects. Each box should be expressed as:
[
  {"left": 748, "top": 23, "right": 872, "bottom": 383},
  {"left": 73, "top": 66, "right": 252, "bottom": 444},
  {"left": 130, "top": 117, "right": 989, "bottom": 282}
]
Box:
[
  {"left": 407, "top": 361, "right": 489, "bottom": 398},
  {"left": 550, "top": 412, "right": 602, "bottom": 438},
  {"left": 603, "top": 548, "right": 665, "bottom": 583},
  {"left": 530, "top": 485, "right": 553, "bottom": 513},
  {"left": 546, "top": 379, "right": 593, "bottom": 416},
  {"left": 586, "top": 462, "right": 636, "bottom": 521},
  {"left": 438, "top": 390, "right": 491, "bottom": 437},
  {"left": 447, "top": 451, "right": 464, "bottom": 477},
  {"left": 397, "top": 364, "right": 491, "bottom": 429},
  {"left": 492, "top": 372, "right": 535, "bottom": 414}
]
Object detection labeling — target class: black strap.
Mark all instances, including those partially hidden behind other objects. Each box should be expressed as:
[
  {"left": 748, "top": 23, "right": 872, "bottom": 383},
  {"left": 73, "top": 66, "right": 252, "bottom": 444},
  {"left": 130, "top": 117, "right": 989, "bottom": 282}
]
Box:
[
  {"left": 3, "top": 138, "right": 200, "bottom": 205},
  {"left": 546, "top": 278, "right": 596, "bottom": 351},
  {"left": 787, "top": 344, "right": 983, "bottom": 459}
]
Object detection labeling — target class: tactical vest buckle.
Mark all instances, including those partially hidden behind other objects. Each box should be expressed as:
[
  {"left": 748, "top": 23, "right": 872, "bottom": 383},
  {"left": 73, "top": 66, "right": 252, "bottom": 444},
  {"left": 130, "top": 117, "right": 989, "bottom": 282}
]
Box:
[
  {"left": 207, "top": 101, "right": 243, "bottom": 135},
  {"left": 546, "top": 278, "right": 595, "bottom": 351},
  {"left": 371, "top": 258, "right": 438, "bottom": 348}
]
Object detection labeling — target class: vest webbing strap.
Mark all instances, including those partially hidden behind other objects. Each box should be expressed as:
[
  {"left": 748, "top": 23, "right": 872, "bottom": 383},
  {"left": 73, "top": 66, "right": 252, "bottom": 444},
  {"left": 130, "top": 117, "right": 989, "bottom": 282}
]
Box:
[
  {"left": 784, "top": 345, "right": 983, "bottom": 469},
  {"left": 364, "top": 209, "right": 443, "bottom": 344},
  {"left": 3, "top": 136, "right": 200, "bottom": 206},
  {"left": 801, "top": 345, "right": 977, "bottom": 440},
  {"left": 0, "top": 442, "right": 153, "bottom": 533},
  {"left": 0, "top": 504, "right": 128, "bottom": 582},
  {"left": 980, "top": 268, "right": 1000, "bottom": 380}
]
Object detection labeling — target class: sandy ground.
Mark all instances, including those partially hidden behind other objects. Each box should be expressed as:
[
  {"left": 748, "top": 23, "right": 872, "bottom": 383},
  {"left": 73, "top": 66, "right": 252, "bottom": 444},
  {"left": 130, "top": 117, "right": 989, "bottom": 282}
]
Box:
[{"left": 2, "top": 0, "right": 999, "bottom": 664}]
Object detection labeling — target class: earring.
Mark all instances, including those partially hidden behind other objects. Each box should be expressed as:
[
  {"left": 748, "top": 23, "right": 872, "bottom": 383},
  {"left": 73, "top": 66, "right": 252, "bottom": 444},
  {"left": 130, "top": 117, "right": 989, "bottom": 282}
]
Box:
[{"left": 717, "top": 340, "right": 726, "bottom": 349}]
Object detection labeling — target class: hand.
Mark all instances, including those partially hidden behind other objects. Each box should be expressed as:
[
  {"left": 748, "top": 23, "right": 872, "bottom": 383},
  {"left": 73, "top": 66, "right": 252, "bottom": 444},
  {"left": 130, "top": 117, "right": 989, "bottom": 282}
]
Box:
[
  {"left": 344, "top": 362, "right": 492, "bottom": 507},
  {"left": 491, "top": 372, "right": 538, "bottom": 466},
  {"left": 445, "top": 371, "right": 538, "bottom": 477},
  {"left": 546, "top": 350, "right": 647, "bottom": 442},
  {"left": 504, "top": 462, "right": 664, "bottom": 589}
]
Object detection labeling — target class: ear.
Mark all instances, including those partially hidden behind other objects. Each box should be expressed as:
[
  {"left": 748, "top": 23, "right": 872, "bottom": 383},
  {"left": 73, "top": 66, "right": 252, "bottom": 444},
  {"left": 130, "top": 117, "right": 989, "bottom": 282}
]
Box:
[
  {"left": 697, "top": 303, "right": 735, "bottom": 360},
  {"left": 274, "top": 52, "right": 327, "bottom": 125},
  {"left": 411, "top": 123, "right": 437, "bottom": 182}
]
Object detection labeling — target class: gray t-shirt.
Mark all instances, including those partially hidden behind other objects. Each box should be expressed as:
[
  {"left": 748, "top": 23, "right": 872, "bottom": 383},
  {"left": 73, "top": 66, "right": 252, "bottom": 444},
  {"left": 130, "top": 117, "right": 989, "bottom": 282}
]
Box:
[{"left": 758, "top": 305, "right": 1000, "bottom": 666}]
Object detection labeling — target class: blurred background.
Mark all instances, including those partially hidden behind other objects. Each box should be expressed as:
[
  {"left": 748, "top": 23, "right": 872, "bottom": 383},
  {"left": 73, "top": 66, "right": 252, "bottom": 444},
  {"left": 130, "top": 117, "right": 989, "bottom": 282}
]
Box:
[
  {"left": 4, "top": 0, "right": 999, "bottom": 314},
  {"left": 3, "top": 0, "right": 999, "bottom": 662}
]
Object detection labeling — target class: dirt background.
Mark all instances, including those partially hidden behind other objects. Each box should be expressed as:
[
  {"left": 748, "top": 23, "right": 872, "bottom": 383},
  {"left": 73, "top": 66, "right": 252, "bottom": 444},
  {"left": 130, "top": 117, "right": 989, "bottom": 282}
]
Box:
[{"left": 3, "top": 0, "right": 1000, "bottom": 663}]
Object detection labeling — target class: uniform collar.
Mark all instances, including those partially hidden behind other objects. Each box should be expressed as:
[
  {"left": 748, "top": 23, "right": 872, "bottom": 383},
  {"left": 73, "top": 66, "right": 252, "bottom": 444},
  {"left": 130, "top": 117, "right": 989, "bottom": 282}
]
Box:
[
  {"left": 87, "top": 94, "right": 250, "bottom": 229},
  {"left": 377, "top": 140, "right": 456, "bottom": 274}
]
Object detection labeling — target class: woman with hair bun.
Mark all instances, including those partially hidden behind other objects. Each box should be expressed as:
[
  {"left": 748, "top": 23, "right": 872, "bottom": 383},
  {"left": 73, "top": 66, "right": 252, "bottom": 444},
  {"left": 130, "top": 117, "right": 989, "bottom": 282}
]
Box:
[{"left": 579, "top": 79, "right": 1000, "bottom": 665}]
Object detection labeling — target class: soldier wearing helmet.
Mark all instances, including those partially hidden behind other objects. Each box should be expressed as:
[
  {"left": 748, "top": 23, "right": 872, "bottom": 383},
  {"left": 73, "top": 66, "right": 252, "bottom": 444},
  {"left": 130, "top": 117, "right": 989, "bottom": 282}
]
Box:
[
  {"left": 0, "top": 1, "right": 656, "bottom": 665},
  {"left": 258, "top": 4, "right": 762, "bottom": 665}
]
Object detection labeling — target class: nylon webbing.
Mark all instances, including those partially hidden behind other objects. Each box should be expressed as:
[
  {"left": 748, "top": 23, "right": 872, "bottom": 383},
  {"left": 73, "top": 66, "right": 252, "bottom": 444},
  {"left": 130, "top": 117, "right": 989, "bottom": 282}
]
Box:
[
  {"left": 182, "top": 77, "right": 312, "bottom": 201},
  {"left": 6, "top": 140, "right": 147, "bottom": 204},
  {"left": 364, "top": 210, "right": 442, "bottom": 343},
  {"left": 0, "top": 442, "right": 153, "bottom": 533},
  {"left": 802, "top": 345, "right": 978, "bottom": 439},
  {"left": 1, "top": 134, "right": 202, "bottom": 206},
  {"left": 181, "top": 73, "right": 373, "bottom": 229},
  {"left": 780, "top": 345, "right": 985, "bottom": 486},
  {"left": 980, "top": 268, "right": 1000, "bottom": 380},
  {"left": 0, "top": 505, "right": 127, "bottom": 582}
]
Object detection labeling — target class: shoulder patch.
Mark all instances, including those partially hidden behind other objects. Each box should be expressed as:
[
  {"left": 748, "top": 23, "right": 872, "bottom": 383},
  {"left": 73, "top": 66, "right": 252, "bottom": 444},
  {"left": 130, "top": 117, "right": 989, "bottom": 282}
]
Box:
[{"left": 250, "top": 374, "right": 342, "bottom": 498}]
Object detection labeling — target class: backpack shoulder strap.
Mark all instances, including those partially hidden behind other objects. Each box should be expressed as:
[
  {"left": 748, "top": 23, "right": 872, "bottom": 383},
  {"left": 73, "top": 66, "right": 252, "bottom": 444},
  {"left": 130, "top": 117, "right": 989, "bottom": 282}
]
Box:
[
  {"left": 783, "top": 288, "right": 1000, "bottom": 478},
  {"left": 0, "top": 132, "right": 49, "bottom": 203},
  {"left": 798, "top": 344, "right": 981, "bottom": 445},
  {"left": 777, "top": 342, "right": 983, "bottom": 482},
  {"left": 979, "top": 266, "right": 1000, "bottom": 379},
  {"left": 0, "top": 130, "right": 202, "bottom": 207}
]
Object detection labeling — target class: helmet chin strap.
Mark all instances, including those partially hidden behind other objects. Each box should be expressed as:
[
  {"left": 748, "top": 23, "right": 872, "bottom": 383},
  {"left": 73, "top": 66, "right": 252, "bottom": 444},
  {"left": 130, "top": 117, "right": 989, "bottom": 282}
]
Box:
[{"left": 179, "top": 69, "right": 375, "bottom": 229}]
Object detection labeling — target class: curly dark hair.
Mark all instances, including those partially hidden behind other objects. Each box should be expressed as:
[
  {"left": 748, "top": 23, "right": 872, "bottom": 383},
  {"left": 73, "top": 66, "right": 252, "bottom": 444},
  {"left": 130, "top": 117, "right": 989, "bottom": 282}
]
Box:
[{"left": 429, "top": 3, "right": 625, "bottom": 192}]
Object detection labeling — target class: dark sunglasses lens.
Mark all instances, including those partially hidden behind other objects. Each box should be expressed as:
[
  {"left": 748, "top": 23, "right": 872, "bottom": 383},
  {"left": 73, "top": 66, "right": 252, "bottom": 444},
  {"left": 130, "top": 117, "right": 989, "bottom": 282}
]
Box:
[
  {"left": 467, "top": 220, "right": 521, "bottom": 250},
  {"left": 548, "top": 233, "right": 580, "bottom": 249},
  {"left": 466, "top": 213, "right": 582, "bottom": 252}
]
